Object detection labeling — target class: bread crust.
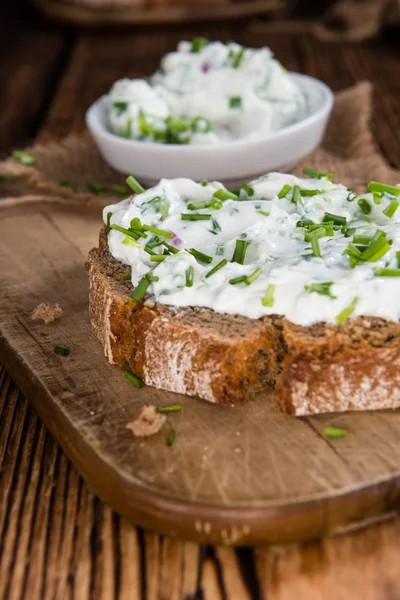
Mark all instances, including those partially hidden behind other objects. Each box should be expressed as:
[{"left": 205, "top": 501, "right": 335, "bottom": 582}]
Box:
[{"left": 87, "top": 228, "right": 400, "bottom": 414}]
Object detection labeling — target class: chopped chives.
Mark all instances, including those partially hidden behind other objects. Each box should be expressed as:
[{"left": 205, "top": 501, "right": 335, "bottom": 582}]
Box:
[
  {"left": 142, "top": 224, "right": 174, "bottom": 238},
  {"left": 229, "top": 96, "right": 242, "bottom": 109},
  {"left": 210, "top": 199, "right": 223, "bottom": 210},
  {"left": 241, "top": 183, "right": 254, "bottom": 196},
  {"left": 162, "top": 241, "right": 179, "bottom": 254},
  {"left": 191, "top": 36, "right": 209, "bottom": 53},
  {"left": 346, "top": 190, "right": 357, "bottom": 202},
  {"left": 131, "top": 274, "right": 158, "bottom": 302},
  {"left": 353, "top": 234, "right": 373, "bottom": 245},
  {"left": 59, "top": 179, "right": 77, "bottom": 190},
  {"left": 156, "top": 405, "right": 182, "bottom": 413},
  {"left": 12, "top": 150, "right": 36, "bottom": 165},
  {"left": 232, "top": 239, "right": 248, "bottom": 265},
  {"left": 211, "top": 218, "right": 221, "bottom": 233},
  {"left": 310, "top": 234, "right": 321, "bottom": 257},
  {"left": 344, "top": 243, "right": 362, "bottom": 259},
  {"left": 359, "top": 237, "right": 390, "bottom": 262},
  {"left": 150, "top": 255, "right": 167, "bottom": 262},
  {"left": 213, "top": 189, "right": 239, "bottom": 201},
  {"left": 343, "top": 227, "right": 356, "bottom": 238},
  {"left": 374, "top": 268, "right": 400, "bottom": 277},
  {"left": 146, "top": 237, "right": 162, "bottom": 249},
  {"left": 229, "top": 275, "right": 247, "bottom": 285},
  {"left": 160, "top": 199, "right": 170, "bottom": 220},
  {"left": 126, "top": 175, "right": 145, "bottom": 194},
  {"left": 110, "top": 224, "right": 141, "bottom": 240},
  {"left": 397, "top": 250, "right": 400, "bottom": 268},
  {"left": 303, "top": 168, "right": 334, "bottom": 181},
  {"left": 138, "top": 111, "right": 152, "bottom": 136},
  {"left": 205, "top": 259, "right": 227, "bottom": 278},
  {"left": 299, "top": 189, "right": 319, "bottom": 196},
  {"left": 110, "top": 183, "right": 130, "bottom": 195},
  {"left": 296, "top": 219, "right": 314, "bottom": 228},
  {"left": 186, "top": 266, "right": 194, "bottom": 287},
  {"left": 323, "top": 426, "right": 348, "bottom": 439},
  {"left": 358, "top": 198, "right": 371, "bottom": 214},
  {"left": 304, "top": 227, "right": 327, "bottom": 242},
  {"left": 187, "top": 201, "right": 211, "bottom": 210},
  {"left": 181, "top": 213, "right": 212, "bottom": 221},
  {"left": 120, "top": 273, "right": 132, "bottom": 280},
  {"left": 147, "top": 274, "right": 159, "bottom": 282},
  {"left": 143, "top": 245, "right": 156, "bottom": 255},
  {"left": 261, "top": 284, "right": 275, "bottom": 307},
  {"left": 232, "top": 46, "right": 245, "bottom": 68},
  {"left": 278, "top": 184, "right": 291, "bottom": 199},
  {"left": 166, "top": 429, "right": 176, "bottom": 447},
  {"left": 257, "top": 210, "right": 270, "bottom": 217},
  {"left": 123, "top": 370, "right": 144, "bottom": 388},
  {"left": 245, "top": 267, "right": 262, "bottom": 285},
  {"left": 373, "top": 192, "right": 382, "bottom": 205},
  {"left": 107, "top": 212, "right": 112, "bottom": 228},
  {"left": 336, "top": 296, "right": 359, "bottom": 324},
  {"left": 305, "top": 282, "right": 336, "bottom": 299},
  {"left": 122, "top": 237, "right": 140, "bottom": 248},
  {"left": 54, "top": 345, "right": 70, "bottom": 356},
  {"left": 124, "top": 119, "right": 132, "bottom": 138},
  {"left": 367, "top": 181, "right": 400, "bottom": 197},
  {"left": 372, "top": 229, "right": 386, "bottom": 241},
  {"left": 201, "top": 180, "right": 208, "bottom": 186},
  {"left": 187, "top": 248, "right": 213, "bottom": 264},
  {"left": 87, "top": 179, "right": 106, "bottom": 194},
  {"left": 291, "top": 185, "right": 301, "bottom": 204},
  {"left": 113, "top": 101, "right": 128, "bottom": 115},
  {"left": 323, "top": 212, "right": 347, "bottom": 226},
  {"left": 383, "top": 200, "right": 399, "bottom": 218}
]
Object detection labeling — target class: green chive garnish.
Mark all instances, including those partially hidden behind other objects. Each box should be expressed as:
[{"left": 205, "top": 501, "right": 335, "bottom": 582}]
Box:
[
  {"left": 126, "top": 175, "right": 145, "bottom": 194},
  {"left": 191, "top": 37, "right": 209, "bottom": 53},
  {"left": 205, "top": 259, "right": 227, "bottom": 278},
  {"left": 213, "top": 189, "right": 238, "bottom": 201},
  {"left": 201, "top": 180, "right": 208, "bottom": 186},
  {"left": 323, "top": 426, "right": 347, "bottom": 439},
  {"left": 106, "top": 212, "right": 112, "bottom": 228},
  {"left": 181, "top": 213, "right": 211, "bottom": 221},
  {"left": 232, "top": 46, "right": 245, "bottom": 68},
  {"left": 261, "top": 284, "right": 275, "bottom": 307},
  {"left": 150, "top": 255, "right": 167, "bottom": 262},
  {"left": 54, "top": 345, "right": 70, "bottom": 356},
  {"left": 343, "top": 227, "right": 356, "bottom": 237},
  {"left": 383, "top": 200, "right": 399, "bottom": 218},
  {"left": 232, "top": 239, "right": 248, "bottom": 265},
  {"left": 186, "top": 266, "right": 194, "bottom": 287},
  {"left": 131, "top": 274, "right": 158, "bottom": 302},
  {"left": 358, "top": 198, "right": 371, "bottom": 214},
  {"left": 123, "top": 370, "right": 144, "bottom": 388},
  {"left": 12, "top": 150, "right": 36, "bottom": 165},
  {"left": 291, "top": 185, "right": 301, "bottom": 204},
  {"left": 296, "top": 219, "right": 314, "bottom": 228},
  {"left": 187, "top": 248, "right": 213, "bottom": 264},
  {"left": 187, "top": 201, "right": 211, "bottom": 210},
  {"left": 305, "top": 282, "right": 336, "bottom": 299},
  {"left": 397, "top": 250, "right": 400, "bottom": 268},
  {"left": 113, "top": 101, "right": 128, "bottom": 115},
  {"left": 323, "top": 212, "right": 347, "bottom": 226},
  {"left": 211, "top": 218, "right": 221, "bottom": 233},
  {"left": 142, "top": 224, "right": 174, "bottom": 238},
  {"left": 257, "top": 210, "right": 270, "bottom": 217},
  {"left": 373, "top": 192, "right": 382, "bottom": 205},
  {"left": 303, "top": 168, "right": 334, "bottom": 181},
  {"left": 347, "top": 191, "right": 357, "bottom": 202},
  {"left": 210, "top": 199, "right": 223, "bottom": 210},
  {"left": 120, "top": 273, "right": 132, "bottom": 280},
  {"left": 229, "top": 275, "right": 247, "bottom": 285},
  {"left": 87, "top": 179, "right": 106, "bottom": 194},
  {"left": 299, "top": 189, "right": 319, "bottom": 196},
  {"left": 359, "top": 237, "right": 391, "bottom": 262},
  {"left": 374, "top": 268, "right": 400, "bottom": 277},
  {"left": 278, "top": 184, "right": 291, "bottom": 199},
  {"left": 110, "top": 224, "right": 140, "bottom": 240},
  {"left": 310, "top": 234, "right": 321, "bottom": 257},
  {"left": 124, "top": 119, "right": 132, "bottom": 139},
  {"left": 353, "top": 234, "right": 373, "bottom": 245},
  {"left": 367, "top": 181, "right": 400, "bottom": 197},
  {"left": 144, "top": 243, "right": 156, "bottom": 255},
  {"left": 245, "top": 267, "right": 262, "bottom": 285},
  {"left": 336, "top": 297, "right": 359, "bottom": 324},
  {"left": 162, "top": 241, "right": 179, "bottom": 254},
  {"left": 110, "top": 184, "right": 130, "bottom": 196},
  {"left": 156, "top": 405, "right": 181, "bottom": 413},
  {"left": 229, "top": 96, "right": 242, "bottom": 109},
  {"left": 241, "top": 183, "right": 254, "bottom": 196},
  {"left": 167, "top": 429, "right": 176, "bottom": 447},
  {"left": 59, "top": 179, "right": 77, "bottom": 190}
]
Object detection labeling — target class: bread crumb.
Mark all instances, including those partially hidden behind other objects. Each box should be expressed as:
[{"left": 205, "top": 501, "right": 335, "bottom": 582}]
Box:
[
  {"left": 32, "top": 303, "right": 63, "bottom": 324},
  {"left": 127, "top": 405, "right": 166, "bottom": 437}
]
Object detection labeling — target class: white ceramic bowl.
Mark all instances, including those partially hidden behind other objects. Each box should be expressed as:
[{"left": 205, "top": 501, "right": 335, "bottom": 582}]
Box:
[{"left": 86, "top": 73, "right": 333, "bottom": 187}]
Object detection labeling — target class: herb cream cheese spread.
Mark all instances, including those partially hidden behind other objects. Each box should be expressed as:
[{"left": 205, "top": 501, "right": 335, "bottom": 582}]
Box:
[
  {"left": 103, "top": 171, "right": 400, "bottom": 326},
  {"left": 106, "top": 39, "right": 306, "bottom": 145}
]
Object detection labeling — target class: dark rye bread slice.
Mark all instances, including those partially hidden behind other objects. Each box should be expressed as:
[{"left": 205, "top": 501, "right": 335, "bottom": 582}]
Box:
[{"left": 87, "top": 228, "right": 400, "bottom": 415}]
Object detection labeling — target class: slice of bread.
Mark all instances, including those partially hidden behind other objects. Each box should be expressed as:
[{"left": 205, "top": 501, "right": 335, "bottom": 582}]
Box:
[{"left": 87, "top": 228, "right": 400, "bottom": 415}]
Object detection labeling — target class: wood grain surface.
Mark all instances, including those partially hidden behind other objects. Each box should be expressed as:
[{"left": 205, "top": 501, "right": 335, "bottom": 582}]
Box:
[{"left": 2, "top": 2, "right": 400, "bottom": 596}]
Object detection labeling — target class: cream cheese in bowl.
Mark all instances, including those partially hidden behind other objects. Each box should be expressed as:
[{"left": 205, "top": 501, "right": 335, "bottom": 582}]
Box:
[
  {"left": 104, "top": 172, "right": 400, "bottom": 327},
  {"left": 106, "top": 39, "right": 306, "bottom": 145}
]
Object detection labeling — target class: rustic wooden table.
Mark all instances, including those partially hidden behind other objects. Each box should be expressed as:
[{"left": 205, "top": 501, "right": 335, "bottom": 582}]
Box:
[{"left": 1, "top": 2, "right": 400, "bottom": 598}]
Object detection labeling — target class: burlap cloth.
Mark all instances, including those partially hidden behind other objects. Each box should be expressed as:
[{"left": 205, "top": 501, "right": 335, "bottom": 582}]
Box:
[{"left": 0, "top": 82, "right": 399, "bottom": 209}]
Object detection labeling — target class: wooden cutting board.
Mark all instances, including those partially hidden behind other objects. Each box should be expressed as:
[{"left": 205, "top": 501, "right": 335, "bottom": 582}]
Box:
[{"left": 2, "top": 195, "right": 400, "bottom": 546}]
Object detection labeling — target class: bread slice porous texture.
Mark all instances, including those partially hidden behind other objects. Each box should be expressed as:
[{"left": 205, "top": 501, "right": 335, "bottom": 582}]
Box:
[{"left": 87, "top": 228, "right": 400, "bottom": 415}]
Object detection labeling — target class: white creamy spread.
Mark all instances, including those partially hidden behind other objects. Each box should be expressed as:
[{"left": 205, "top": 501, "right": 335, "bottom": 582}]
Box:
[
  {"left": 103, "top": 172, "right": 400, "bottom": 326},
  {"left": 106, "top": 39, "right": 305, "bottom": 145}
]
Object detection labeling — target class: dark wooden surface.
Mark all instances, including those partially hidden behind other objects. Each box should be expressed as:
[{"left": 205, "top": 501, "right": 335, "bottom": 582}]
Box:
[{"left": 1, "top": 1, "right": 400, "bottom": 597}]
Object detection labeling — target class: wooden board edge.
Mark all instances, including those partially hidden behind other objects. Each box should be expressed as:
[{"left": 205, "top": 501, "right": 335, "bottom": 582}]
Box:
[{"left": 2, "top": 329, "right": 400, "bottom": 546}]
